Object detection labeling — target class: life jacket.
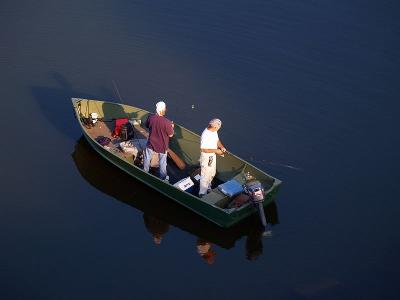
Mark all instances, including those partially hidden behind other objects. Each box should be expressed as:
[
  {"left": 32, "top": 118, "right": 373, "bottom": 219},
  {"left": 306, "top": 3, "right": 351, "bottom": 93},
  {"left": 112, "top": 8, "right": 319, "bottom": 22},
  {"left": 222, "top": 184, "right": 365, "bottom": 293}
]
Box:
[{"left": 112, "top": 118, "right": 129, "bottom": 137}]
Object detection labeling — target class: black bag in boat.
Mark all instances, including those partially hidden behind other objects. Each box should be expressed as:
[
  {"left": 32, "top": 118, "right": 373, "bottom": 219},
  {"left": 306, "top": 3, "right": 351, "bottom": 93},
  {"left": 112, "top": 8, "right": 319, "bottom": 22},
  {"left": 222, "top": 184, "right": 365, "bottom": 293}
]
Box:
[
  {"left": 81, "top": 116, "right": 93, "bottom": 128},
  {"left": 120, "top": 122, "right": 134, "bottom": 141}
]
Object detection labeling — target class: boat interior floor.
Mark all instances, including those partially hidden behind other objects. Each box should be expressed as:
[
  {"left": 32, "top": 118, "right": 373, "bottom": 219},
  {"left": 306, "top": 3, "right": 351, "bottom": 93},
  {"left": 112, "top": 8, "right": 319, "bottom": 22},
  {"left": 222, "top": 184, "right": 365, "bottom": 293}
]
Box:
[
  {"left": 85, "top": 120, "right": 208, "bottom": 189},
  {"left": 85, "top": 120, "right": 254, "bottom": 208}
]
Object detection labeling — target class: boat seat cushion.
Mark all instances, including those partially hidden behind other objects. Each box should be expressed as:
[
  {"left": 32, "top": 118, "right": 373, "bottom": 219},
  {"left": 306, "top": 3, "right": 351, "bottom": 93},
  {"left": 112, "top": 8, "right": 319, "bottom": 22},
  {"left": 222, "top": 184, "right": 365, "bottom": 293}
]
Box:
[{"left": 217, "top": 179, "right": 243, "bottom": 197}]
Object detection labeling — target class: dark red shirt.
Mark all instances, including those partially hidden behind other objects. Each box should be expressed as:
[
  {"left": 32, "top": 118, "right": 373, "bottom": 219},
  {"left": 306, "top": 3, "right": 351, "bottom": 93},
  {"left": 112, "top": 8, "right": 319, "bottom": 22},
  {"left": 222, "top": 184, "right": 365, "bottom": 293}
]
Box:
[{"left": 145, "top": 114, "right": 174, "bottom": 153}]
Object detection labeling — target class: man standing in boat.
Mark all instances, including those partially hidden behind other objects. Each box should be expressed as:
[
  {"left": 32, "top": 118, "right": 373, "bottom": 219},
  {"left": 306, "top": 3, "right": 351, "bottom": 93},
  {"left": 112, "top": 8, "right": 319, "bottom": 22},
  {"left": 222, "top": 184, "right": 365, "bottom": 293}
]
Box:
[
  {"left": 199, "top": 118, "right": 226, "bottom": 197},
  {"left": 143, "top": 101, "right": 174, "bottom": 180}
]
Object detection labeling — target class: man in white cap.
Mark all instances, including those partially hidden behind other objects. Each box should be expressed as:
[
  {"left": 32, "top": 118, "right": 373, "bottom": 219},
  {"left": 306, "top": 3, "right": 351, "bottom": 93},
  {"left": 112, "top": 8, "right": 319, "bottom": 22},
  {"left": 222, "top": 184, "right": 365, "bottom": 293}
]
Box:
[
  {"left": 143, "top": 101, "right": 174, "bottom": 180},
  {"left": 199, "top": 118, "right": 226, "bottom": 197}
]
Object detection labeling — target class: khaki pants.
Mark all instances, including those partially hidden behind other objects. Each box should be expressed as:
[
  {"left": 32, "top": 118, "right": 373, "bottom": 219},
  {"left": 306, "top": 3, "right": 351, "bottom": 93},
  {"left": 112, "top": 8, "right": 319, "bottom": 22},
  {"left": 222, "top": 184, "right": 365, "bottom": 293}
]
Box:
[{"left": 199, "top": 153, "right": 216, "bottom": 195}]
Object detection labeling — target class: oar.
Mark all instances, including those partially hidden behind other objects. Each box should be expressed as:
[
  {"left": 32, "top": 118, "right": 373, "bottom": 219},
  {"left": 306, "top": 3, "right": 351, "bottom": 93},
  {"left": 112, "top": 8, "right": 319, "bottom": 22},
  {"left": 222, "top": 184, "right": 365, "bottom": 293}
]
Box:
[
  {"left": 167, "top": 149, "right": 186, "bottom": 170},
  {"left": 134, "top": 124, "right": 186, "bottom": 170}
]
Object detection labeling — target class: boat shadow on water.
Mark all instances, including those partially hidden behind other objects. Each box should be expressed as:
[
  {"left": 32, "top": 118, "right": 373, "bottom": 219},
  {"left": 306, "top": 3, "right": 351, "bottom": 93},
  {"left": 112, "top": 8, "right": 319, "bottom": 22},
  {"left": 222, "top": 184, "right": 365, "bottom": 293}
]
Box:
[
  {"left": 72, "top": 136, "right": 280, "bottom": 261},
  {"left": 31, "top": 73, "right": 117, "bottom": 139}
]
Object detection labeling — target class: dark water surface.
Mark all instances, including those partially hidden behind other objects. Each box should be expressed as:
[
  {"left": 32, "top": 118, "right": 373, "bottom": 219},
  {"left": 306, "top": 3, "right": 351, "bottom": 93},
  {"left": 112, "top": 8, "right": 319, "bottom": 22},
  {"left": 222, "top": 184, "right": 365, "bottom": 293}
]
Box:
[{"left": 1, "top": 0, "right": 399, "bottom": 299}]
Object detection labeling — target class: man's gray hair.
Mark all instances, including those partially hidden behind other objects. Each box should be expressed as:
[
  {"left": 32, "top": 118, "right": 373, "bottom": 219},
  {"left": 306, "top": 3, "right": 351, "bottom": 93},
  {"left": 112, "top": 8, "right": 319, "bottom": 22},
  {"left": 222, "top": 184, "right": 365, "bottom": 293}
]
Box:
[
  {"left": 156, "top": 101, "right": 166, "bottom": 115},
  {"left": 209, "top": 118, "right": 222, "bottom": 129}
]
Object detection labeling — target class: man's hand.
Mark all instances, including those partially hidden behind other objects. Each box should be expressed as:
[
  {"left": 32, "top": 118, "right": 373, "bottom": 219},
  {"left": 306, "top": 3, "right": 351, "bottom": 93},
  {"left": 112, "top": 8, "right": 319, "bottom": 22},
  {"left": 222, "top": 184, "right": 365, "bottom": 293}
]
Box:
[
  {"left": 216, "top": 149, "right": 224, "bottom": 155},
  {"left": 168, "top": 121, "right": 175, "bottom": 137}
]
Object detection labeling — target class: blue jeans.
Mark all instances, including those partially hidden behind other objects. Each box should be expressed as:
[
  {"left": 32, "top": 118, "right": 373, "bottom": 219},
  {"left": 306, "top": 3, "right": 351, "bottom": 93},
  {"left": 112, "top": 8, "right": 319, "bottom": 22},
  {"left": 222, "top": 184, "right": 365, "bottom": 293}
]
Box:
[{"left": 143, "top": 147, "right": 168, "bottom": 180}]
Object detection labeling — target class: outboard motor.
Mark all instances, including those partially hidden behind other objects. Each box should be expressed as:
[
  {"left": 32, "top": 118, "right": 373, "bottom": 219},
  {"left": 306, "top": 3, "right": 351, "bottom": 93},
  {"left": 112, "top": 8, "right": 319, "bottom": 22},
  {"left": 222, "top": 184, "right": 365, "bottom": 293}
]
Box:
[{"left": 243, "top": 180, "right": 268, "bottom": 233}]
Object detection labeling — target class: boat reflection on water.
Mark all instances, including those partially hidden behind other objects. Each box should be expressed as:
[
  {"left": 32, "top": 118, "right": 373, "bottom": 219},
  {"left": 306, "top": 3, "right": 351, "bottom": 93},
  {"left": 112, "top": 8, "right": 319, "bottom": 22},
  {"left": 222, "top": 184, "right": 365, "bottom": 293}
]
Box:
[{"left": 72, "top": 136, "right": 280, "bottom": 261}]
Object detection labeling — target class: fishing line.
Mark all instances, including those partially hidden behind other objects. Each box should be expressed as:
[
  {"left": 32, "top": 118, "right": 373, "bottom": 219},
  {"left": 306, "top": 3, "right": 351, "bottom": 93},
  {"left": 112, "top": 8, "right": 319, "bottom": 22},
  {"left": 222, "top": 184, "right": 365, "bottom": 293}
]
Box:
[
  {"left": 248, "top": 157, "right": 302, "bottom": 171},
  {"left": 111, "top": 79, "right": 132, "bottom": 120},
  {"left": 112, "top": 79, "right": 123, "bottom": 104}
]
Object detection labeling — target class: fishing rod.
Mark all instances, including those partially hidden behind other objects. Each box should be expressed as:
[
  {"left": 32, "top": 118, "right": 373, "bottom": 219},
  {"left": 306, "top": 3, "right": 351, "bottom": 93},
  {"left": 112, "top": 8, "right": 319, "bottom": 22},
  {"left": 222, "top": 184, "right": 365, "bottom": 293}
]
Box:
[
  {"left": 111, "top": 79, "right": 134, "bottom": 123},
  {"left": 112, "top": 79, "right": 123, "bottom": 104}
]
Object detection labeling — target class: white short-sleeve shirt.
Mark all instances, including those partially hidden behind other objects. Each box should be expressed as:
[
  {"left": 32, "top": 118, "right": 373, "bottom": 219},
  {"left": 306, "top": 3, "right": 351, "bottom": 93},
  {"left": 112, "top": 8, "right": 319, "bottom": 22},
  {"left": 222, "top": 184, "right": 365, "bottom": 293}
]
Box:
[{"left": 200, "top": 128, "right": 219, "bottom": 149}]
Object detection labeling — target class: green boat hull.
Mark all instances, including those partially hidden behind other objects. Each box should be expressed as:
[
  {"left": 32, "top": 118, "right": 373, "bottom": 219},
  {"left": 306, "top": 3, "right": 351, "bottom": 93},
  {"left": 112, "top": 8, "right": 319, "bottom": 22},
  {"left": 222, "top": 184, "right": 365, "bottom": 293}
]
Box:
[{"left": 72, "top": 98, "right": 282, "bottom": 228}]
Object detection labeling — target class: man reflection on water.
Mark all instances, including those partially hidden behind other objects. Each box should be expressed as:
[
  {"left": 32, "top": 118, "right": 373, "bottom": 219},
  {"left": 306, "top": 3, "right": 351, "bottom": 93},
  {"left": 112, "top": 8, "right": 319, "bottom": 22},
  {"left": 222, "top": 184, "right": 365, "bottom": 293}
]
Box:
[
  {"left": 196, "top": 238, "right": 217, "bottom": 265},
  {"left": 143, "top": 214, "right": 170, "bottom": 245}
]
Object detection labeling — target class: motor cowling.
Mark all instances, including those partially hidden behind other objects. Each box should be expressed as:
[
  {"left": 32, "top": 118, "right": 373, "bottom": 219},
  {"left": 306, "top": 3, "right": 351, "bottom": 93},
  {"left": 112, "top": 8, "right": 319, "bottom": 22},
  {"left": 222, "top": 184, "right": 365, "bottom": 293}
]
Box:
[{"left": 243, "top": 180, "right": 265, "bottom": 203}]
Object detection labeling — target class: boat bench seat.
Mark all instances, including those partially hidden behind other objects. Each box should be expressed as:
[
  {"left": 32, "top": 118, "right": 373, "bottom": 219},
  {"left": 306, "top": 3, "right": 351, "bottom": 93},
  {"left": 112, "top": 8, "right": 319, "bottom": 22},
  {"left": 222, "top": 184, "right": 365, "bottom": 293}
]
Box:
[
  {"left": 231, "top": 172, "right": 246, "bottom": 185},
  {"left": 200, "top": 173, "right": 248, "bottom": 208},
  {"left": 200, "top": 189, "right": 230, "bottom": 208}
]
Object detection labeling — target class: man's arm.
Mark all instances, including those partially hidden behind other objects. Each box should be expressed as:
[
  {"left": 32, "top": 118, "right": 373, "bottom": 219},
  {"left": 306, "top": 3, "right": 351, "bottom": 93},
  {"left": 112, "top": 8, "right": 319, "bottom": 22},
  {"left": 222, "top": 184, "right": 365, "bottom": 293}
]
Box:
[
  {"left": 201, "top": 148, "right": 224, "bottom": 155},
  {"left": 217, "top": 139, "right": 226, "bottom": 153},
  {"left": 168, "top": 120, "right": 174, "bottom": 137}
]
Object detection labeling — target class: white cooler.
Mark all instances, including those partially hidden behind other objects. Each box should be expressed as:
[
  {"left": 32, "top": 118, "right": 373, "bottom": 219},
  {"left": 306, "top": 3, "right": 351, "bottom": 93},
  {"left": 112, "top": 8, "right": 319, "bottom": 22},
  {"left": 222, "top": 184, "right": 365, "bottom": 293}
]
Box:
[{"left": 173, "top": 177, "right": 194, "bottom": 192}]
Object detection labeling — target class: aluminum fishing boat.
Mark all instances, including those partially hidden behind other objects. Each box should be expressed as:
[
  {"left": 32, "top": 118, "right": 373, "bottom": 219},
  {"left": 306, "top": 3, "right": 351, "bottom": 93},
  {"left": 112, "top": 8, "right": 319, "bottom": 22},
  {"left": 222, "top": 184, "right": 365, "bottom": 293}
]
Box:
[{"left": 71, "top": 98, "right": 282, "bottom": 228}]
